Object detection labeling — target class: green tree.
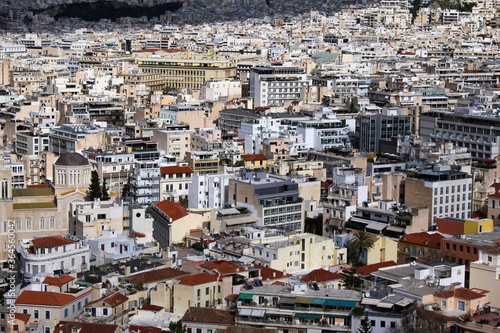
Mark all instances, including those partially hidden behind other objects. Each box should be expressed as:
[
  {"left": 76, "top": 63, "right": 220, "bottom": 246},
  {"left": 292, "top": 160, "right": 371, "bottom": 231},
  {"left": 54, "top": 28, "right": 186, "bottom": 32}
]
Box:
[
  {"left": 357, "top": 312, "right": 373, "bottom": 333},
  {"left": 341, "top": 267, "right": 363, "bottom": 291},
  {"left": 101, "top": 177, "right": 111, "bottom": 201},
  {"left": 349, "top": 230, "right": 376, "bottom": 265},
  {"left": 166, "top": 320, "right": 186, "bottom": 333},
  {"left": 88, "top": 170, "right": 102, "bottom": 201}
]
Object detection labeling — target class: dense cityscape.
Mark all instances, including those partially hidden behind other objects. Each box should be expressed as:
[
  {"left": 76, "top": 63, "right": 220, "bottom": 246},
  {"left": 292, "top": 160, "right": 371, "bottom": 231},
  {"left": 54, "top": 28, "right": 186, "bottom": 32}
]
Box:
[{"left": 0, "top": 0, "right": 500, "bottom": 332}]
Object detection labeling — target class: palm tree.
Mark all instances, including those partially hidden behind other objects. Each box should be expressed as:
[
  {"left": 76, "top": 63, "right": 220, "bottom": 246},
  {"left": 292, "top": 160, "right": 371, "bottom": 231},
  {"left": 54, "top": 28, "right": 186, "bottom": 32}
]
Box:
[{"left": 349, "top": 230, "right": 376, "bottom": 265}]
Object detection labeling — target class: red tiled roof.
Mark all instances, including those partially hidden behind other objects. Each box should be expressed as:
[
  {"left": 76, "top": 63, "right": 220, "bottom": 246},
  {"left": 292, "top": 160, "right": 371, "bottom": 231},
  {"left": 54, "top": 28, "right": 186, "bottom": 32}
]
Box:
[
  {"left": 181, "top": 307, "right": 235, "bottom": 325},
  {"left": 177, "top": 272, "right": 219, "bottom": 286},
  {"left": 86, "top": 292, "right": 128, "bottom": 308},
  {"left": 133, "top": 230, "right": 146, "bottom": 238},
  {"left": 253, "top": 264, "right": 287, "bottom": 280},
  {"left": 434, "top": 288, "right": 487, "bottom": 300},
  {"left": 488, "top": 192, "right": 500, "bottom": 199},
  {"left": 154, "top": 200, "right": 189, "bottom": 221},
  {"left": 43, "top": 275, "right": 75, "bottom": 287},
  {"left": 472, "top": 210, "right": 487, "bottom": 219},
  {"left": 32, "top": 235, "right": 77, "bottom": 249},
  {"left": 129, "top": 325, "right": 162, "bottom": 333},
  {"left": 490, "top": 182, "right": 500, "bottom": 192},
  {"left": 54, "top": 321, "right": 119, "bottom": 333},
  {"left": 300, "top": 268, "right": 343, "bottom": 283},
  {"left": 141, "top": 304, "right": 164, "bottom": 311},
  {"left": 357, "top": 260, "right": 397, "bottom": 276},
  {"left": 200, "top": 260, "right": 246, "bottom": 275},
  {"left": 16, "top": 290, "right": 76, "bottom": 306},
  {"left": 400, "top": 232, "right": 444, "bottom": 248},
  {"left": 14, "top": 313, "right": 30, "bottom": 322},
  {"left": 125, "top": 267, "right": 190, "bottom": 284},
  {"left": 241, "top": 153, "right": 268, "bottom": 161},
  {"left": 160, "top": 165, "right": 194, "bottom": 175}
]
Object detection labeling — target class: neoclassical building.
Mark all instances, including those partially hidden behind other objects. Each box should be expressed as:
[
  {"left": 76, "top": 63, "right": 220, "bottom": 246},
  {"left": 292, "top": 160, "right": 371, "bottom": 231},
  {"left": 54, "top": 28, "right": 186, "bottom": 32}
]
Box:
[{"left": 53, "top": 152, "right": 92, "bottom": 195}]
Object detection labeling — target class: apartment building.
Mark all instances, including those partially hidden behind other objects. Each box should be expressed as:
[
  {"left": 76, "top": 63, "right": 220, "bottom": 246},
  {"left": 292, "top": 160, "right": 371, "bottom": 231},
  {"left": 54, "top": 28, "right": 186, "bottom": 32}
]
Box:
[
  {"left": 188, "top": 173, "right": 236, "bottom": 209},
  {"left": 69, "top": 200, "right": 125, "bottom": 238},
  {"left": 48, "top": 124, "right": 108, "bottom": 155},
  {"left": 249, "top": 65, "right": 309, "bottom": 107},
  {"left": 88, "top": 229, "right": 141, "bottom": 266},
  {"left": 17, "top": 235, "right": 91, "bottom": 278},
  {"left": 358, "top": 106, "right": 411, "bottom": 153},
  {"left": 159, "top": 163, "right": 193, "bottom": 202},
  {"left": 404, "top": 164, "right": 473, "bottom": 228},
  {"left": 235, "top": 283, "right": 361, "bottom": 331},
  {"left": 469, "top": 246, "right": 500, "bottom": 308},
  {"left": 227, "top": 171, "right": 304, "bottom": 232},
  {"left": 152, "top": 129, "right": 195, "bottom": 161},
  {"left": 128, "top": 160, "right": 161, "bottom": 207},
  {"left": 420, "top": 108, "right": 500, "bottom": 159},
  {"left": 15, "top": 286, "right": 92, "bottom": 333},
  {"left": 135, "top": 51, "right": 236, "bottom": 91},
  {"left": 296, "top": 116, "right": 352, "bottom": 151},
  {"left": 185, "top": 151, "right": 220, "bottom": 175}
]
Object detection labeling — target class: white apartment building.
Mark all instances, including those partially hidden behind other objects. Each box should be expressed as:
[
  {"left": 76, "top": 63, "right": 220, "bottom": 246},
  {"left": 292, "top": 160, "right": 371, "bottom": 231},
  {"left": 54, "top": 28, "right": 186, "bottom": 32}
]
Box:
[
  {"left": 188, "top": 173, "right": 236, "bottom": 209},
  {"left": 200, "top": 79, "right": 242, "bottom": 101},
  {"left": 160, "top": 163, "right": 193, "bottom": 202},
  {"left": 16, "top": 235, "right": 91, "bottom": 278},
  {"left": 88, "top": 229, "right": 141, "bottom": 265},
  {"left": 249, "top": 66, "right": 309, "bottom": 107},
  {"left": 296, "top": 117, "right": 353, "bottom": 151}
]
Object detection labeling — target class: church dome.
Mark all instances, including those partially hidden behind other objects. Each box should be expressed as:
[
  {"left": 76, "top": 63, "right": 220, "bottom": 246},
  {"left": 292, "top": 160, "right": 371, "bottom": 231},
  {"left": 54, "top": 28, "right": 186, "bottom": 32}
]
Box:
[{"left": 54, "top": 152, "right": 89, "bottom": 166}]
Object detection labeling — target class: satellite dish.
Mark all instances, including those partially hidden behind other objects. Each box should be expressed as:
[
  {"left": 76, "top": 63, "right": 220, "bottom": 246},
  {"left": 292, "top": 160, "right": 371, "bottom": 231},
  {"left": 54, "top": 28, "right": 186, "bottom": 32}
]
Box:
[{"left": 134, "top": 266, "right": 138, "bottom": 271}]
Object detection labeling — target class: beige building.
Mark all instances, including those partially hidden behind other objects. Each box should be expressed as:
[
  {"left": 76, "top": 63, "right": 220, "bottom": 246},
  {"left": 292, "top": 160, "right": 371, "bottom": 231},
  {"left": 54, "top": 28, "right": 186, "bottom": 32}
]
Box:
[
  {"left": 487, "top": 183, "right": 500, "bottom": 225},
  {"left": 135, "top": 50, "right": 236, "bottom": 91},
  {"left": 469, "top": 247, "right": 500, "bottom": 308},
  {"left": 69, "top": 200, "right": 125, "bottom": 238},
  {"left": 365, "top": 234, "right": 399, "bottom": 265},
  {"left": 152, "top": 129, "right": 194, "bottom": 160},
  {"left": 172, "top": 272, "right": 221, "bottom": 314}
]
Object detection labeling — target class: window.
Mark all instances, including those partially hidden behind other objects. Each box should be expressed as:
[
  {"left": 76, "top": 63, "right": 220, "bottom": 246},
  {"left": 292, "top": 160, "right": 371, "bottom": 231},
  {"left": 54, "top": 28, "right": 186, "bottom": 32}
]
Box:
[
  {"left": 206, "top": 287, "right": 210, "bottom": 295},
  {"left": 458, "top": 301, "right": 465, "bottom": 311},
  {"left": 26, "top": 218, "right": 32, "bottom": 230},
  {"left": 49, "top": 217, "right": 55, "bottom": 229},
  {"left": 103, "top": 308, "right": 108, "bottom": 316},
  {"left": 370, "top": 320, "right": 375, "bottom": 327},
  {"left": 381, "top": 321, "right": 386, "bottom": 328},
  {"left": 34, "top": 310, "right": 39, "bottom": 318},
  {"left": 45, "top": 311, "right": 50, "bottom": 320},
  {"left": 64, "top": 308, "right": 68, "bottom": 317},
  {"left": 441, "top": 300, "right": 446, "bottom": 308},
  {"left": 390, "top": 322, "right": 396, "bottom": 328}
]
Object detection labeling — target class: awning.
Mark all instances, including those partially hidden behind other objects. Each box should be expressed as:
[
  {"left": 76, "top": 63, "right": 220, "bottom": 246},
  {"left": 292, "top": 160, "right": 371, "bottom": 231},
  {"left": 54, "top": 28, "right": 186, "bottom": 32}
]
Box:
[
  {"left": 279, "top": 297, "right": 295, "bottom": 304},
  {"left": 295, "top": 313, "right": 323, "bottom": 319},
  {"left": 366, "top": 222, "right": 388, "bottom": 232},
  {"left": 325, "top": 300, "right": 341, "bottom": 307},
  {"left": 224, "top": 215, "right": 257, "bottom": 226},
  {"left": 266, "top": 310, "right": 290, "bottom": 316},
  {"left": 378, "top": 302, "right": 394, "bottom": 309},
  {"left": 311, "top": 298, "right": 325, "bottom": 305},
  {"left": 395, "top": 298, "right": 414, "bottom": 307},
  {"left": 239, "top": 308, "right": 252, "bottom": 316},
  {"left": 386, "top": 226, "right": 406, "bottom": 233},
  {"left": 238, "top": 293, "right": 253, "bottom": 300},
  {"left": 325, "top": 314, "right": 349, "bottom": 318},
  {"left": 250, "top": 309, "right": 266, "bottom": 317},
  {"left": 361, "top": 298, "right": 380, "bottom": 306},
  {"left": 295, "top": 297, "right": 312, "bottom": 304},
  {"left": 339, "top": 300, "right": 357, "bottom": 308}
]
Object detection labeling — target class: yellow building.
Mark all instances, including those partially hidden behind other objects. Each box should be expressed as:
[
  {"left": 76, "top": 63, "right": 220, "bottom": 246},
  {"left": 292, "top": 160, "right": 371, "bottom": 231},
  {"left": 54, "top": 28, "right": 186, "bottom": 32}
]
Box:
[
  {"left": 172, "top": 272, "right": 221, "bottom": 314},
  {"left": 135, "top": 50, "right": 236, "bottom": 91},
  {"left": 464, "top": 218, "right": 494, "bottom": 234},
  {"left": 241, "top": 153, "right": 269, "bottom": 170},
  {"left": 365, "top": 235, "right": 399, "bottom": 266}
]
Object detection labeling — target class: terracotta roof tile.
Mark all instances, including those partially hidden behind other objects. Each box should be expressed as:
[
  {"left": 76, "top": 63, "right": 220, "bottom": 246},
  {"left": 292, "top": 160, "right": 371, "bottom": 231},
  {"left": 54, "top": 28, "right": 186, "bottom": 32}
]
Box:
[
  {"left": 32, "top": 235, "right": 77, "bottom": 249},
  {"left": 300, "top": 268, "right": 343, "bottom": 283},
  {"left": 125, "top": 267, "right": 190, "bottom": 284},
  {"left": 141, "top": 304, "right": 163, "bottom": 311},
  {"left": 200, "top": 260, "right": 246, "bottom": 275},
  {"left": 14, "top": 313, "right": 30, "bottom": 322},
  {"left": 253, "top": 264, "right": 287, "bottom": 280},
  {"left": 16, "top": 290, "right": 76, "bottom": 307},
  {"left": 177, "top": 272, "right": 219, "bottom": 286},
  {"left": 43, "top": 275, "right": 75, "bottom": 287},
  {"left": 129, "top": 325, "right": 162, "bottom": 333},
  {"left": 357, "top": 260, "right": 397, "bottom": 276},
  {"left": 434, "top": 288, "right": 487, "bottom": 300},
  {"left": 400, "top": 232, "right": 444, "bottom": 248},
  {"left": 241, "top": 154, "right": 268, "bottom": 161},
  {"left": 181, "top": 307, "right": 235, "bottom": 325},
  {"left": 54, "top": 321, "right": 119, "bottom": 333},
  {"left": 160, "top": 165, "right": 194, "bottom": 175},
  {"left": 86, "top": 292, "right": 128, "bottom": 308},
  {"left": 154, "top": 200, "right": 189, "bottom": 221}
]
